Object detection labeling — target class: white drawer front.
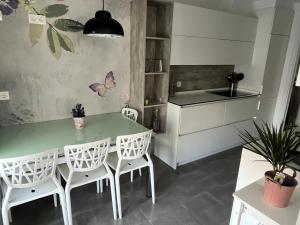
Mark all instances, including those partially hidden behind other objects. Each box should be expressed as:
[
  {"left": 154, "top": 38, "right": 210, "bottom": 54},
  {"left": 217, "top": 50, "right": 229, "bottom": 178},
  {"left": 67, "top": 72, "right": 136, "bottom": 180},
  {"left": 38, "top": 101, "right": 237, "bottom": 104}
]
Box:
[
  {"left": 179, "top": 103, "right": 225, "bottom": 135},
  {"left": 224, "top": 98, "right": 258, "bottom": 124}
]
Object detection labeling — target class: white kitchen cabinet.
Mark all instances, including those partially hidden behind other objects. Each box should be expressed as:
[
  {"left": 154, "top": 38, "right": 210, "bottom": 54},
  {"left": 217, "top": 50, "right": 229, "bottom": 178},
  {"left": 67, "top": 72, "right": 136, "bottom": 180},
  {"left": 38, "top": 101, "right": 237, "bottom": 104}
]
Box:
[
  {"left": 172, "top": 3, "right": 257, "bottom": 42},
  {"left": 177, "top": 120, "right": 255, "bottom": 166},
  {"left": 154, "top": 97, "right": 259, "bottom": 169},
  {"left": 224, "top": 98, "right": 259, "bottom": 124},
  {"left": 171, "top": 36, "right": 254, "bottom": 65},
  {"left": 179, "top": 103, "right": 225, "bottom": 135},
  {"left": 170, "top": 3, "right": 257, "bottom": 66}
]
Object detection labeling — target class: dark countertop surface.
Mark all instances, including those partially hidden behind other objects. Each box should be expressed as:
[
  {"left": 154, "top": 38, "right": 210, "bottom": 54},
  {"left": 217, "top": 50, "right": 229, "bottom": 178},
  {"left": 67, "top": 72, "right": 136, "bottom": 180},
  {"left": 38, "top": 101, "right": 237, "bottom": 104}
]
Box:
[{"left": 168, "top": 90, "right": 260, "bottom": 106}]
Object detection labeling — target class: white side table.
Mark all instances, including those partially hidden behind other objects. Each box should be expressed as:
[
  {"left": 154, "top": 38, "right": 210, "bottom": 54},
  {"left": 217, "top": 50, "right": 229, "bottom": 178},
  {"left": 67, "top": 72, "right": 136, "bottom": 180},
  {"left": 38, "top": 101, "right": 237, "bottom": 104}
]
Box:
[{"left": 232, "top": 178, "right": 300, "bottom": 225}]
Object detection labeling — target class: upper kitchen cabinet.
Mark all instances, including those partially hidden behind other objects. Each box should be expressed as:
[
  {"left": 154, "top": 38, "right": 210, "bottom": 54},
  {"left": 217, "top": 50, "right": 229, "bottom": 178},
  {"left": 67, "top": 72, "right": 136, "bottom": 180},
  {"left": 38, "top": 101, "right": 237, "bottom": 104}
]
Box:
[
  {"left": 170, "top": 3, "right": 258, "bottom": 65},
  {"left": 172, "top": 3, "right": 257, "bottom": 42}
]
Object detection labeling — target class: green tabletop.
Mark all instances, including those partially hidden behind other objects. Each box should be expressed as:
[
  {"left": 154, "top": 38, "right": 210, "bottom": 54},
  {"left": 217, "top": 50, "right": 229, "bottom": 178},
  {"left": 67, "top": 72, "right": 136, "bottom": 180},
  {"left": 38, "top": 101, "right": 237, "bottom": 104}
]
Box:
[{"left": 0, "top": 112, "right": 148, "bottom": 159}]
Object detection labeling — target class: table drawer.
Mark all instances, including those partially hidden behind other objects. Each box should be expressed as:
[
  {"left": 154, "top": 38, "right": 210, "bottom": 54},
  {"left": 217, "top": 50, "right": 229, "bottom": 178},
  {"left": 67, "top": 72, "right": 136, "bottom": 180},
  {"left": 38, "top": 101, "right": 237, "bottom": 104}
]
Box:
[{"left": 179, "top": 103, "right": 225, "bottom": 135}]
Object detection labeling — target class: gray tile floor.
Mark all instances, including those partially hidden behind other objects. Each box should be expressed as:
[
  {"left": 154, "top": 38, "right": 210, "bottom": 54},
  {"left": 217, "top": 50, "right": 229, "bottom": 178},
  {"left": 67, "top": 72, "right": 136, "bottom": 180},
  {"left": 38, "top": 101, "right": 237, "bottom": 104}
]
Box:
[{"left": 9, "top": 147, "right": 242, "bottom": 225}]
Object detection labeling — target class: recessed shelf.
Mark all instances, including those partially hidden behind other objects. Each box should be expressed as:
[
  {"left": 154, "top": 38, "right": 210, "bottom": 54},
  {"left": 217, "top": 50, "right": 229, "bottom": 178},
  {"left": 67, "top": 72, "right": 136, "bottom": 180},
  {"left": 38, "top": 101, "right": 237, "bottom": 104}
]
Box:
[
  {"left": 145, "top": 72, "right": 169, "bottom": 76},
  {"left": 146, "top": 36, "right": 170, "bottom": 41},
  {"left": 144, "top": 102, "right": 167, "bottom": 108}
]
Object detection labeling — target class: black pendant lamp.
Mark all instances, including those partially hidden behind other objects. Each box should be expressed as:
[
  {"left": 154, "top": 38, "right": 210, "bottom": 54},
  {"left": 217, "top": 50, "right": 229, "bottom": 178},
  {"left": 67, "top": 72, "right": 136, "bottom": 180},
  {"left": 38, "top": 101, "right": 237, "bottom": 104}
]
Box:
[{"left": 83, "top": 0, "right": 124, "bottom": 38}]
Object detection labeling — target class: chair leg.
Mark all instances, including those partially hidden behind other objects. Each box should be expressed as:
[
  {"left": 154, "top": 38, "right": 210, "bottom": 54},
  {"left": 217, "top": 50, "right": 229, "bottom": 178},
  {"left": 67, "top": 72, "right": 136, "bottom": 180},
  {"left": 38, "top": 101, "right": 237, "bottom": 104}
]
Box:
[
  {"left": 100, "top": 180, "right": 103, "bottom": 193},
  {"left": 8, "top": 209, "right": 12, "bottom": 223},
  {"left": 115, "top": 173, "right": 122, "bottom": 219},
  {"left": 65, "top": 187, "right": 73, "bottom": 225},
  {"left": 53, "top": 194, "right": 58, "bottom": 207},
  {"left": 2, "top": 205, "right": 9, "bottom": 225},
  {"left": 130, "top": 171, "right": 133, "bottom": 183},
  {"left": 106, "top": 178, "right": 109, "bottom": 186},
  {"left": 109, "top": 175, "right": 117, "bottom": 220},
  {"left": 149, "top": 164, "right": 155, "bottom": 204},
  {"left": 56, "top": 171, "right": 62, "bottom": 206},
  {"left": 139, "top": 168, "right": 142, "bottom": 176},
  {"left": 58, "top": 189, "right": 69, "bottom": 225},
  {"left": 96, "top": 181, "right": 100, "bottom": 194},
  {"left": 2, "top": 189, "right": 11, "bottom": 225}
]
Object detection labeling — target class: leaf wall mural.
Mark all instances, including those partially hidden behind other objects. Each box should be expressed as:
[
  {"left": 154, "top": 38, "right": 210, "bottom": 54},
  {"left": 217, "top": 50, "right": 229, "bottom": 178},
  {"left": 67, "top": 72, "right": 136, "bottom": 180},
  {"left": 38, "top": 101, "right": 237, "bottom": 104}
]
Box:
[
  {"left": 1, "top": 1, "right": 84, "bottom": 60},
  {"left": 54, "top": 19, "right": 84, "bottom": 32},
  {"left": 0, "top": 0, "right": 18, "bottom": 16},
  {"left": 57, "top": 32, "right": 75, "bottom": 53},
  {"left": 47, "top": 26, "right": 62, "bottom": 59},
  {"left": 40, "top": 4, "right": 69, "bottom": 18},
  {"left": 28, "top": 3, "right": 83, "bottom": 59},
  {"left": 29, "top": 24, "right": 43, "bottom": 46}
]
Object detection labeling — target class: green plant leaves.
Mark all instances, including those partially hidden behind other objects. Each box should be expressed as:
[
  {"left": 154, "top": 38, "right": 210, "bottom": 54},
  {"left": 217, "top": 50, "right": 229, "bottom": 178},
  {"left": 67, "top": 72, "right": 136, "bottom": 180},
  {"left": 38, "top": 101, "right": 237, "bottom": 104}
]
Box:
[
  {"left": 41, "top": 4, "right": 69, "bottom": 18},
  {"left": 57, "top": 32, "right": 74, "bottom": 53},
  {"left": 54, "top": 19, "right": 84, "bottom": 32},
  {"left": 29, "top": 24, "right": 43, "bottom": 46},
  {"left": 240, "top": 121, "right": 300, "bottom": 172},
  {"left": 47, "top": 27, "right": 61, "bottom": 59}
]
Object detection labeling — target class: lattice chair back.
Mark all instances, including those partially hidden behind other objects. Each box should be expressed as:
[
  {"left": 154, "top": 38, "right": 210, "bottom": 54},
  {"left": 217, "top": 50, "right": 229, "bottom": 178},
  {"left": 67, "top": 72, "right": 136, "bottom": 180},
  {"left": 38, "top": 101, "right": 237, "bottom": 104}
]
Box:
[
  {"left": 0, "top": 149, "right": 58, "bottom": 189},
  {"left": 121, "top": 108, "right": 138, "bottom": 122},
  {"left": 116, "top": 130, "right": 152, "bottom": 160},
  {"left": 64, "top": 138, "right": 111, "bottom": 172}
]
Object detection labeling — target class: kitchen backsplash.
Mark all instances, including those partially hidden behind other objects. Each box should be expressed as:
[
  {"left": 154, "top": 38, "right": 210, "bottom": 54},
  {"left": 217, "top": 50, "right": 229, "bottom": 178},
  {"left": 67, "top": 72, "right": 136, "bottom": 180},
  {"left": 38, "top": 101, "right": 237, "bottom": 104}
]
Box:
[{"left": 170, "top": 65, "right": 234, "bottom": 93}]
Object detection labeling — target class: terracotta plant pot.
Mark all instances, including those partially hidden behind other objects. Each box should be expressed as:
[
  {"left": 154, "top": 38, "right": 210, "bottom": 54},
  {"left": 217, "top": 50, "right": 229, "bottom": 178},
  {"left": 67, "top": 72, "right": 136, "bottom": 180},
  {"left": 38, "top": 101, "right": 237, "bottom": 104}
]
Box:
[
  {"left": 263, "top": 170, "right": 298, "bottom": 208},
  {"left": 73, "top": 117, "right": 85, "bottom": 129}
]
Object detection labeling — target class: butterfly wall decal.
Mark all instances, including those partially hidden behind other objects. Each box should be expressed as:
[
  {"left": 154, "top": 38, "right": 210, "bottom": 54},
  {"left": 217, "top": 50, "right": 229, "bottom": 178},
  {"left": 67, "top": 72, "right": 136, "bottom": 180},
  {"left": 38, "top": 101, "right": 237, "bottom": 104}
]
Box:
[{"left": 89, "top": 71, "right": 116, "bottom": 97}]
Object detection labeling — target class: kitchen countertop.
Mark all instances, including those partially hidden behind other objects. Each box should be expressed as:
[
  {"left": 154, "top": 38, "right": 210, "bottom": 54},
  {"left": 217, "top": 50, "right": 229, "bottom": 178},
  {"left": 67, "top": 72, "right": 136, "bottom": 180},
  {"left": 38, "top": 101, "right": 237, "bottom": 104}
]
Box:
[{"left": 169, "top": 90, "right": 260, "bottom": 106}]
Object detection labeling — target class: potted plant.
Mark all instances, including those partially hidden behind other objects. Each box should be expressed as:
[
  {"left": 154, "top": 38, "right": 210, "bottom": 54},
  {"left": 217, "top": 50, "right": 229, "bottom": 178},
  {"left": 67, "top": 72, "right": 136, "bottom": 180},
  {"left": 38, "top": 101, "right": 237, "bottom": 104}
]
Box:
[
  {"left": 72, "top": 104, "right": 85, "bottom": 129},
  {"left": 240, "top": 121, "right": 300, "bottom": 208}
]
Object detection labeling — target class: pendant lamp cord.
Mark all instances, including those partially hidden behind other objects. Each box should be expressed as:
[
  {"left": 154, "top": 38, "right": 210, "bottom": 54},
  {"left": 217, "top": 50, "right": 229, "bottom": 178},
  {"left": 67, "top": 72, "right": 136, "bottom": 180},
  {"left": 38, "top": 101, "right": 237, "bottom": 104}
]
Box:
[{"left": 102, "top": 0, "right": 104, "bottom": 10}]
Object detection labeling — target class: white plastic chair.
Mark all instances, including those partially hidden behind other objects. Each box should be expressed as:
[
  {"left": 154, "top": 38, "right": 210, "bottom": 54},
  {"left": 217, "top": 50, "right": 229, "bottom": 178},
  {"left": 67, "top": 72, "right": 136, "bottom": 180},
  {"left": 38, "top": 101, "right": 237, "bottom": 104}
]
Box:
[
  {"left": 57, "top": 138, "right": 117, "bottom": 225},
  {"left": 121, "top": 108, "right": 138, "bottom": 122},
  {"left": 107, "top": 130, "right": 155, "bottom": 219},
  {"left": 121, "top": 107, "right": 142, "bottom": 182},
  {"left": 0, "top": 149, "right": 68, "bottom": 225}
]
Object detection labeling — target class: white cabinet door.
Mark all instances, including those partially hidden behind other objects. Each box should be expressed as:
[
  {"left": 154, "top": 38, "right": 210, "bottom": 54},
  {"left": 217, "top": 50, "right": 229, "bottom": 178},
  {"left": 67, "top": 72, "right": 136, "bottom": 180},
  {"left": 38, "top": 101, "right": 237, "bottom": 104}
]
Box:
[
  {"left": 177, "top": 120, "right": 254, "bottom": 165},
  {"left": 179, "top": 102, "right": 225, "bottom": 135},
  {"left": 224, "top": 97, "right": 259, "bottom": 124},
  {"left": 172, "top": 3, "right": 257, "bottom": 42},
  {"left": 171, "top": 35, "right": 254, "bottom": 65},
  {"left": 261, "top": 35, "right": 289, "bottom": 98}
]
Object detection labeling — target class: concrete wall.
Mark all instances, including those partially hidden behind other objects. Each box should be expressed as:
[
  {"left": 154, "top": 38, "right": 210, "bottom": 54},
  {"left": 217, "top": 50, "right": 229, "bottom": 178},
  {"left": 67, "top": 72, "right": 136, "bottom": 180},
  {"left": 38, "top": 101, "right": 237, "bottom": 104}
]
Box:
[
  {"left": 0, "top": 0, "right": 131, "bottom": 126},
  {"left": 170, "top": 65, "right": 234, "bottom": 92}
]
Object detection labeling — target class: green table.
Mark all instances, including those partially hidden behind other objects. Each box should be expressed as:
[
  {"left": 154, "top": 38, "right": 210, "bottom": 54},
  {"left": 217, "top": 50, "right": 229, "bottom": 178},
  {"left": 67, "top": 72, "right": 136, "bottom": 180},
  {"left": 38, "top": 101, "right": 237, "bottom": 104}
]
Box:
[{"left": 0, "top": 112, "right": 148, "bottom": 159}]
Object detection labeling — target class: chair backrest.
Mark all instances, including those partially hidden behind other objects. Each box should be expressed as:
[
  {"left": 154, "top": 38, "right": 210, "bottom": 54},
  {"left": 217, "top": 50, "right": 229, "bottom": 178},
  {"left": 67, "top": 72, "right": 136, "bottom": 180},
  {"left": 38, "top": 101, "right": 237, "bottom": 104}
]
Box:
[
  {"left": 121, "top": 108, "right": 138, "bottom": 122},
  {"left": 64, "top": 138, "right": 110, "bottom": 172},
  {"left": 0, "top": 149, "right": 58, "bottom": 189},
  {"left": 116, "top": 130, "right": 152, "bottom": 160}
]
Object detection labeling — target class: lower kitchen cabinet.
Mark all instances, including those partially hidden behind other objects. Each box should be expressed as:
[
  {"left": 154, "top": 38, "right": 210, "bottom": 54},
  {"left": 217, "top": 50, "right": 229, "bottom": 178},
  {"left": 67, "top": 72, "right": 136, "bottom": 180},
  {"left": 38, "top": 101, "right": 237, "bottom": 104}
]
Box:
[
  {"left": 179, "top": 102, "right": 225, "bottom": 135},
  {"left": 154, "top": 97, "right": 259, "bottom": 169}
]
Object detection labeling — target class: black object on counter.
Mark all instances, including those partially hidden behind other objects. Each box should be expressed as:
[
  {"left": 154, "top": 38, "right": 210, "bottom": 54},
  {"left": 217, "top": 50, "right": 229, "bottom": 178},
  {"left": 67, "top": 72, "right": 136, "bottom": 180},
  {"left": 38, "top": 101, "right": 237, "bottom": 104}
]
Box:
[{"left": 226, "top": 72, "right": 244, "bottom": 96}]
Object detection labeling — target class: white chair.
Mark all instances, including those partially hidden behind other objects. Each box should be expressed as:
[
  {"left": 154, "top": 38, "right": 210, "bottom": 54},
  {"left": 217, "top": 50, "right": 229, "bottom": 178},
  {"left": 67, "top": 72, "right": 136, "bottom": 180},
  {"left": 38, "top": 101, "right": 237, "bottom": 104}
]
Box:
[
  {"left": 107, "top": 130, "right": 155, "bottom": 219},
  {"left": 121, "top": 107, "right": 138, "bottom": 122},
  {"left": 0, "top": 149, "right": 68, "bottom": 225},
  {"left": 57, "top": 138, "right": 117, "bottom": 225},
  {"left": 121, "top": 107, "right": 142, "bottom": 182}
]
